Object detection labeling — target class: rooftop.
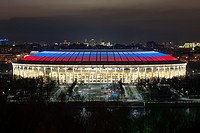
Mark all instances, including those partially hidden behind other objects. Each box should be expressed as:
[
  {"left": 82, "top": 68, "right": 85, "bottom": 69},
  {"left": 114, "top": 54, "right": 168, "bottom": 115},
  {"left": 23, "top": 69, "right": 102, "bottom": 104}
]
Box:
[{"left": 17, "top": 49, "right": 182, "bottom": 65}]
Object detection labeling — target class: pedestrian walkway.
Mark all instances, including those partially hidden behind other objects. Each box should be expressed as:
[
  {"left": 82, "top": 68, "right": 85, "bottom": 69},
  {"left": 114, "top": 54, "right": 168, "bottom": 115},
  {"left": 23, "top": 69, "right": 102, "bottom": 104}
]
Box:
[
  {"left": 50, "top": 85, "right": 66, "bottom": 102},
  {"left": 129, "top": 85, "right": 143, "bottom": 101}
]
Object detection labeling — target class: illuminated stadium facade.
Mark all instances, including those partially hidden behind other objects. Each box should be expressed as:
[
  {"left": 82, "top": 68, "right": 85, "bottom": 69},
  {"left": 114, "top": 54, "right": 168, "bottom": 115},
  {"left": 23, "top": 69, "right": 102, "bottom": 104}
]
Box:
[{"left": 13, "top": 49, "right": 187, "bottom": 84}]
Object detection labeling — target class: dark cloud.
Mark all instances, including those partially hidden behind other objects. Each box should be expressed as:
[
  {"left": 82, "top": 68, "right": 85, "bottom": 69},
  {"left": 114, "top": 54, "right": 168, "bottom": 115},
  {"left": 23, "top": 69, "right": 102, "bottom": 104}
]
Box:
[{"left": 0, "top": 0, "right": 200, "bottom": 42}]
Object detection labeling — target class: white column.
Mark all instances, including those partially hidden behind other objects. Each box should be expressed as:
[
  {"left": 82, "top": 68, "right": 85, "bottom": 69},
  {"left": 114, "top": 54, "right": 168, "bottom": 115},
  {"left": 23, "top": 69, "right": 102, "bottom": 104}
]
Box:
[
  {"left": 23, "top": 66, "right": 25, "bottom": 77},
  {"left": 174, "top": 66, "right": 176, "bottom": 77},
  {"left": 65, "top": 68, "right": 67, "bottom": 83},
  {"left": 145, "top": 67, "right": 147, "bottom": 81},
  {"left": 138, "top": 67, "right": 139, "bottom": 82},
  {"left": 164, "top": 66, "right": 166, "bottom": 78},
  {"left": 32, "top": 66, "right": 35, "bottom": 77},
  {"left": 43, "top": 67, "right": 46, "bottom": 78},
  {"left": 51, "top": 67, "right": 53, "bottom": 78}
]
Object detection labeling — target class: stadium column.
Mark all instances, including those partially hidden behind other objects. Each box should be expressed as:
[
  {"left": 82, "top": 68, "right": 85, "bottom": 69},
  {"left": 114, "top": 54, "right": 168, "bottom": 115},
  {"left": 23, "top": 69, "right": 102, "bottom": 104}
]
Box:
[
  {"left": 37, "top": 67, "right": 39, "bottom": 77},
  {"left": 58, "top": 67, "right": 60, "bottom": 84},
  {"left": 32, "top": 66, "right": 34, "bottom": 78},
  {"left": 19, "top": 66, "right": 21, "bottom": 77},
  {"left": 88, "top": 72, "right": 90, "bottom": 84},
  {"left": 96, "top": 68, "right": 97, "bottom": 83},
  {"left": 145, "top": 67, "right": 147, "bottom": 81},
  {"left": 152, "top": 67, "right": 153, "bottom": 82},
  {"left": 81, "top": 68, "right": 83, "bottom": 82},
  {"left": 164, "top": 66, "right": 166, "bottom": 78},
  {"left": 129, "top": 72, "right": 132, "bottom": 83},
  {"left": 121, "top": 69, "right": 123, "bottom": 83},
  {"left": 174, "top": 66, "right": 176, "bottom": 77},
  {"left": 51, "top": 67, "right": 53, "bottom": 78},
  {"left": 73, "top": 67, "right": 74, "bottom": 83},
  {"left": 115, "top": 73, "right": 116, "bottom": 83},
  {"left": 169, "top": 65, "right": 172, "bottom": 78},
  {"left": 137, "top": 67, "right": 139, "bottom": 83},
  {"left": 130, "top": 68, "right": 132, "bottom": 83},
  {"left": 65, "top": 68, "right": 67, "bottom": 84},
  {"left": 158, "top": 66, "right": 159, "bottom": 78},
  {"left": 43, "top": 67, "right": 46, "bottom": 78},
  {"left": 99, "top": 68, "right": 102, "bottom": 83},
  {"left": 16, "top": 66, "right": 18, "bottom": 77},
  {"left": 22, "top": 66, "right": 25, "bottom": 78},
  {"left": 115, "top": 68, "right": 117, "bottom": 83},
  {"left": 168, "top": 66, "right": 170, "bottom": 78},
  {"left": 107, "top": 68, "right": 109, "bottom": 83},
  {"left": 18, "top": 66, "right": 21, "bottom": 76}
]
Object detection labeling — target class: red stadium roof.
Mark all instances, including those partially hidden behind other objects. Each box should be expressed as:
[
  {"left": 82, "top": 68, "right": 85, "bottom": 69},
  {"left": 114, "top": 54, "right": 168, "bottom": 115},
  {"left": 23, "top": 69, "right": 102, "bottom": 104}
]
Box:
[{"left": 18, "top": 49, "right": 181, "bottom": 65}]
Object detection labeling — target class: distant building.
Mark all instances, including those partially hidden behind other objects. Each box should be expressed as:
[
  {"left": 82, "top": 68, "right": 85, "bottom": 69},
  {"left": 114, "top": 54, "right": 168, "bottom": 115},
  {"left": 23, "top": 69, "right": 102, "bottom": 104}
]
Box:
[
  {"left": 89, "top": 39, "right": 96, "bottom": 46},
  {"left": 106, "top": 42, "right": 112, "bottom": 47},
  {"left": 0, "top": 54, "right": 13, "bottom": 61},
  {"left": 98, "top": 41, "right": 113, "bottom": 47},
  {"left": 146, "top": 41, "right": 158, "bottom": 49},
  {"left": 63, "top": 40, "right": 67, "bottom": 45},
  {"left": 63, "top": 40, "right": 70, "bottom": 46},
  {"left": 83, "top": 43, "right": 89, "bottom": 46},
  {"left": 0, "top": 39, "right": 8, "bottom": 45},
  {"left": 98, "top": 40, "right": 106, "bottom": 46},
  {"left": 30, "top": 51, "right": 39, "bottom": 55},
  {"left": 179, "top": 42, "right": 200, "bottom": 49}
]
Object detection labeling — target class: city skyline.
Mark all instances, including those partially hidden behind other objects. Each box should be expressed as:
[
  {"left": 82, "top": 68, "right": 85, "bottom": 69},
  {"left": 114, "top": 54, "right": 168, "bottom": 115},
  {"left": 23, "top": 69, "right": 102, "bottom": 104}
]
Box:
[
  {"left": 1, "top": 1, "right": 200, "bottom": 132},
  {"left": 0, "top": 0, "right": 200, "bottom": 42}
]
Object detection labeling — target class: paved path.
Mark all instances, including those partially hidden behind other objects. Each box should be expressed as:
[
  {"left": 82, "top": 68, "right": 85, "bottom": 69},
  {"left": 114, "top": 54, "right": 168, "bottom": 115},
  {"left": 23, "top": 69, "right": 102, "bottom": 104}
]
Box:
[
  {"left": 81, "top": 84, "right": 109, "bottom": 101},
  {"left": 170, "top": 88, "right": 191, "bottom": 101},
  {"left": 129, "top": 85, "right": 143, "bottom": 101},
  {"left": 122, "top": 85, "right": 129, "bottom": 97},
  {"left": 50, "top": 85, "right": 66, "bottom": 102}
]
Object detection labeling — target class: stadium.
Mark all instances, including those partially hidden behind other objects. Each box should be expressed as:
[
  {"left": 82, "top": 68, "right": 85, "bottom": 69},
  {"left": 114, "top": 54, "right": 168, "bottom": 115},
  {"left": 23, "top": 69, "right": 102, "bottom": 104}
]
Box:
[{"left": 12, "top": 49, "right": 187, "bottom": 84}]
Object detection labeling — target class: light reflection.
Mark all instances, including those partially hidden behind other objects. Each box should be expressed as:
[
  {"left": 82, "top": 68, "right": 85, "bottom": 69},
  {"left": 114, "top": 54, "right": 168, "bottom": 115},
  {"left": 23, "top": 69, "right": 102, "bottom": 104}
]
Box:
[
  {"left": 130, "top": 109, "right": 151, "bottom": 118},
  {"left": 80, "top": 108, "right": 91, "bottom": 119}
]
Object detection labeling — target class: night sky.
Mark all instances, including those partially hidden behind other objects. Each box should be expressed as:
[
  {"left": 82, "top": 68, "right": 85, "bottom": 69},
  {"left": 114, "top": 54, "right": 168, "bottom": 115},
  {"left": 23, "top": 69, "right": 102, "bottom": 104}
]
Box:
[{"left": 0, "top": 0, "right": 200, "bottom": 43}]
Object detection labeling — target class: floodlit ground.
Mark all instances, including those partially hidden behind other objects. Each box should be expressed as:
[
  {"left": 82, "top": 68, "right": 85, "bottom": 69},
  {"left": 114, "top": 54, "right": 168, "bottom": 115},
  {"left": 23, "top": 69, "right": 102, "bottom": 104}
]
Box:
[
  {"left": 80, "top": 84, "right": 112, "bottom": 101},
  {"left": 51, "top": 83, "right": 145, "bottom": 102}
]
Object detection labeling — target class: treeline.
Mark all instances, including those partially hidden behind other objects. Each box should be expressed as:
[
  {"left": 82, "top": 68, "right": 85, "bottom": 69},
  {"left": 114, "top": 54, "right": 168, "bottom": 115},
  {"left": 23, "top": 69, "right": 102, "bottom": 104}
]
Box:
[
  {"left": 137, "top": 75, "right": 200, "bottom": 97},
  {"left": 0, "top": 74, "right": 57, "bottom": 103},
  {"left": 59, "top": 80, "right": 77, "bottom": 101},
  {"left": 169, "top": 75, "right": 200, "bottom": 96}
]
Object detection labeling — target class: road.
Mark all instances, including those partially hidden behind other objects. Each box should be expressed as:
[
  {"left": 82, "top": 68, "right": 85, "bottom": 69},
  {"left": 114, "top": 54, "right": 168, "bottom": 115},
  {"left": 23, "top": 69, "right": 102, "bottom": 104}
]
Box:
[
  {"left": 129, "top": 85, "right": 143, "bottom": 101},
  {"left": 80, "top": 84, "right": 109, "bottom": 101},
  {"left": 122, "top": 85, "right": 129, "bottom": 97},
  {"left": 50, "top": 85, "right": 66, "bottom": 102}
]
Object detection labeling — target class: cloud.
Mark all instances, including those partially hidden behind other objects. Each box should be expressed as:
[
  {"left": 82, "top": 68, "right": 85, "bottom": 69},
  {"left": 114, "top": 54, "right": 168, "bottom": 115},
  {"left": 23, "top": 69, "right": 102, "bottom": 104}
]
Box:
[
  {"left": 0, "top": 0, "right": 199, "bottom": 42},
  {"left": 0, "top": 0, "right": 200, "bottom": 19}
]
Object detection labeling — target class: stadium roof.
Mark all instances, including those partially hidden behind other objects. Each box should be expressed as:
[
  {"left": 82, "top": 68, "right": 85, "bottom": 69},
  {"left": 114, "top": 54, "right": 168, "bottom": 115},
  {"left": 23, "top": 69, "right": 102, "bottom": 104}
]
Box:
[{"left": 18, "top": 49, "right": 182, "bottom": 65}]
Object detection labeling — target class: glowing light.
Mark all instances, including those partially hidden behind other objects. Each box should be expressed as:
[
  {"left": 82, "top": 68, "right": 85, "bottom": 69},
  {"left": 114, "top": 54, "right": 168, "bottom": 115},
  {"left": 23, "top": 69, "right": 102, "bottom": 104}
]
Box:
[{"left": 20, "top": 50, "right": 178, "bottom": 62}]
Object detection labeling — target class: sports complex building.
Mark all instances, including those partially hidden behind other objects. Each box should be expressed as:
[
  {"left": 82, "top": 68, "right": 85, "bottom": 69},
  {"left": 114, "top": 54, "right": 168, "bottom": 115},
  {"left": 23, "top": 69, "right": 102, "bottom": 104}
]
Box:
[{"left": 13, "top": 49, "right": 187, "bottom": 84}]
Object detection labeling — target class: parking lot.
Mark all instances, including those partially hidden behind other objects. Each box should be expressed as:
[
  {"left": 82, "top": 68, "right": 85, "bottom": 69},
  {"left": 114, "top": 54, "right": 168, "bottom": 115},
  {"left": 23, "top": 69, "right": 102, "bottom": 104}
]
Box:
[{"left": 79, "top": 84, "right": 117, "bottom": 101}]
